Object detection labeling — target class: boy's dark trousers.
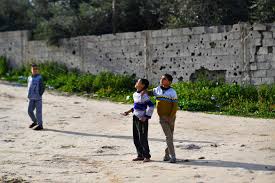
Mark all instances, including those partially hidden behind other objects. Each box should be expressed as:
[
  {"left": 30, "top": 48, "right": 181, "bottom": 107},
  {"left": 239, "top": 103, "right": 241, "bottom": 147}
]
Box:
[
  {"left": 133, "top": 115, "right": 151, "bottom": 159},
  {"left": 28, "top": 99, "right": 43, "bottom": 127}
]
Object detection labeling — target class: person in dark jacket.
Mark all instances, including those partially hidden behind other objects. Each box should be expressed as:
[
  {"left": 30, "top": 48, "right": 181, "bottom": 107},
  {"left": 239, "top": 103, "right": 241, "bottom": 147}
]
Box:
[{"left": 27, "top": 64, "right": 45, "bottom": 130}]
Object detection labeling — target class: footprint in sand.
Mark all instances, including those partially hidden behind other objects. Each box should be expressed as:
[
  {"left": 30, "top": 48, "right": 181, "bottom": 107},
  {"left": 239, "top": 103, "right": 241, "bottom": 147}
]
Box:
[
  {"left": 0, "top": 93, "right": 15, "bottom": 99},
  {"left": 0, "top": 107, "right": 12, "bottom": 111},
  {"left": 194, "top": 174, "right": 201, "bottom": 178},
  {"left": 259, "top": 147, "right": 275, "bottom": 152},
  {"left": 3, "top": 139, "right": 15, "bottom": 143},
  {"left": 60, "top": 145, "right": 76, "bottom": 149},
  {"left": 96, "top": 150, "right": 104, "bottom": 153},
  {"left": 101, "top": 146, "right": 118, "bottom": 150},
  {"left": 95, "top": 146, "right": 120, "bottom": 155},
  {"left": 176, "top": 144, "right": 201, "bottom": 150},
  {"left": 0, "top": 175, "right": 26, "bottom": 183}
]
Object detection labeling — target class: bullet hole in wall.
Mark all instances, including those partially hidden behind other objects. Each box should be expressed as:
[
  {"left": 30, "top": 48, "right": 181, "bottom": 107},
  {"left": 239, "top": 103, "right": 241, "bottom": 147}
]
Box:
[
  {"left": 268, "top": 46, "right": 273, "bottom": 53},
  {"left": 153, "top": 59, "right": 158, "bottom": 63},
  {"left": 190, "top": 67, "right": 226, "bottom": 82},
  {"left": 209, "top": 42, "right": 216, "bottom": 48}
]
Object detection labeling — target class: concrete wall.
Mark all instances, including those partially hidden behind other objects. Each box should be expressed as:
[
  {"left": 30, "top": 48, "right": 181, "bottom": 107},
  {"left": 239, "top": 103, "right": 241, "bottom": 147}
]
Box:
[
  {"left": 0, "top": 31, "right": 29, "bottom": 68},
  {"left": 0, "top": 23, "right": 274, "bottom": 85}
]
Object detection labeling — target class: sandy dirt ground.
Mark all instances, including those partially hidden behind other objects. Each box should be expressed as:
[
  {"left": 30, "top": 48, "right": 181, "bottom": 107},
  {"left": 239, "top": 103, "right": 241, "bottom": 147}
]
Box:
[{"left": 0, "top": 81, "right": 275, "bottom": 183}]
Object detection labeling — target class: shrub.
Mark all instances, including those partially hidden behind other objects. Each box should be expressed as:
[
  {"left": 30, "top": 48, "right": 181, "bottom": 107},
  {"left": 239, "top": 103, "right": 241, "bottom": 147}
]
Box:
[
  {"left": 0, "top": 56, "right": 8, "bottom": 76},
  {"left": 1, "top": 59, "right": 274, "bottom": 118}
]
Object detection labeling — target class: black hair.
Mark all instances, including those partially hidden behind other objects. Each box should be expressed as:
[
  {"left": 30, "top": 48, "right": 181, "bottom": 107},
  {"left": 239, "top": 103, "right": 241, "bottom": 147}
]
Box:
[
  {"left": 31, "top": 63, "right": 38, "bottom": 68},
  {"left": 140, "top": 78, "right": 149, "bottom": 90},
  {"left": 164, "top": 73, "right": 173, "bottom": 82}
]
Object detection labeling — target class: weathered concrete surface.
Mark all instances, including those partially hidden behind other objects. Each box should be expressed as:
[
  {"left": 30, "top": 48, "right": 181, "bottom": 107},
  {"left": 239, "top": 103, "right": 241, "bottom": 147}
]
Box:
[{"left": 0, "top": 23, "right": 274, "bottom": 85}]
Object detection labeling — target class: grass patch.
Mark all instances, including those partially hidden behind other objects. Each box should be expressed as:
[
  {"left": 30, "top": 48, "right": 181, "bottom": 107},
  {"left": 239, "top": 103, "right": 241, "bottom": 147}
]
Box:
[
  {"left": 0, "top": 58, "right": 274, "bottom": 118},
  {"left": 0, "top": 60, "right": 136, "bottom": 103},
  {"left": 173, "top": 81, "right": 275, "bottom": 118}
]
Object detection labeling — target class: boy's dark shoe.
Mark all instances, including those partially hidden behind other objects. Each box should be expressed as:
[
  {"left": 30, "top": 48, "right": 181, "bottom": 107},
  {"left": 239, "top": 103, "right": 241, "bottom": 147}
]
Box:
[
  {"left": 132, "top": 157, "right": 144, "bottom": 161},
  {"left": 29, "top": 122, "right": 37, "bottom": 128},
  {"left": 33, "top": 125, "right": 43, "bottom": 131},
  {"left": 169, "top": 157, "right": 176, "bottom": 163},
  {"left": 163, "top": 155, "right": 171, "bottom": 161},
  {"left": 143, "top": 158, "right": 150, "bottom": 163}
]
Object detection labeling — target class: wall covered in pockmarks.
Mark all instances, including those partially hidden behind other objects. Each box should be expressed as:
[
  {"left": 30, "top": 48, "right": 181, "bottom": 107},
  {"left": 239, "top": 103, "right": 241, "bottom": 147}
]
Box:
[{"left": 0, "top": 23, "right": 274, "bottom": 85}]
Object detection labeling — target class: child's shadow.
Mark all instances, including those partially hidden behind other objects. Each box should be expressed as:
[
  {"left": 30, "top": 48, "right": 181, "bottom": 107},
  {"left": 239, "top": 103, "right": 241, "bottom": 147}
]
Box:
[{"left": 152, "top": 159, "right": 275, "bottom": 172}]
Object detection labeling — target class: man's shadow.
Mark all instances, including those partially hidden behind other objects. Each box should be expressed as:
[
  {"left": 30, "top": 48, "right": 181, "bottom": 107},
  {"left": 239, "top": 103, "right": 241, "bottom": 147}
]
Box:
[
  {"left": 171, "top": 159, "right": 275, "bottom": 172},
  {"left": 43, "top": 128, "right": 275, "bottom": 172},
  {"left": 44, "top": 128, "right": 213, "bottom": 144}
]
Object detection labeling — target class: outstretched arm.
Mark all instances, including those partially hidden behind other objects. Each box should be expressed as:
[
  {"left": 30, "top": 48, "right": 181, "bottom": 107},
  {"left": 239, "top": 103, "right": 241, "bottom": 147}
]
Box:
[
  {"left": 141, "top": 89, "right": 154, "bottom": 96},
  {"left": 121, "top": 108, "right": 134, "bottom": 116}
]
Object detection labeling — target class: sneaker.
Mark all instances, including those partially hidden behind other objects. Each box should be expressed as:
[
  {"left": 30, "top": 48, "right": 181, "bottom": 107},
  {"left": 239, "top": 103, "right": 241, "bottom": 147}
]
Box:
[
  {"left": 169, "top": 157, "right": 176, "bottom": 163},
  {"left": 29, "top": 122, "right": 37, "bottom": 128},
  {"left": 163, "top": 155, "right": 171, "bottom": 161},
  {"left": 33, "top": 125, "right": 43, "bottom": 131},
  {"left": 143, "top": 158, "right": 150, "bottom": 163},
  {"left": 132, "top": 157, "right": 144, "bottom": 161}
]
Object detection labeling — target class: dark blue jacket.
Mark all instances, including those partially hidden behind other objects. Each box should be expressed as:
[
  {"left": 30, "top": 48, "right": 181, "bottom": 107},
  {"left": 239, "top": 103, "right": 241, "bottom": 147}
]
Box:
[{"left": 27, "top": 74, "right": 44, "bottom": 100}]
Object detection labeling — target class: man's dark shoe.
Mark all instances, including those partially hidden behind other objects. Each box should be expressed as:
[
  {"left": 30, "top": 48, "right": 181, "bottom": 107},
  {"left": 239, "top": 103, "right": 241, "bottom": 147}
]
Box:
[
  {"left": 132, "top": 157, "right": 144, "bottom": 161},
  {"left": 29, "top": 122, "right": 37, "bottom": 128},
  {"left": 143, "top": 158, "right": 151, "bottom": 163},
  {"left": 163, "top": 155, "right": 171, "bottom": 161},
  {"left": 33, "top": 125, "right": 43, "bottom": 131},
  {"left": 169, "top": 157, "right": 176, "bottom": 163}
]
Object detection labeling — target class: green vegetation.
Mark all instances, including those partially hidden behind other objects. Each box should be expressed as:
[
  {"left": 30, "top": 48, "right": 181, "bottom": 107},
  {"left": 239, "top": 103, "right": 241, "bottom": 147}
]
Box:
[
  {"left": 0, "top": 56, "right": 8, "bottom": 76},
  {"left": 0, "top": 59, "right": 274, "bottom": 118},
  {"left": 0, "top": 60, "right": 135, "bottom": 103},
  {"left": 0, "top": 0, "right": 274, "bottom": 44},
  {"left": 173, "top": 81, "right": 275, "bottom": 118}
]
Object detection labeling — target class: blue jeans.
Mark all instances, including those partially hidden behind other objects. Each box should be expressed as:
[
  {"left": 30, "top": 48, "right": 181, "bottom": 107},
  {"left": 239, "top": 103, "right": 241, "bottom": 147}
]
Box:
[{"left": 28, "top": 99, "right": 43, "bottom": 127}]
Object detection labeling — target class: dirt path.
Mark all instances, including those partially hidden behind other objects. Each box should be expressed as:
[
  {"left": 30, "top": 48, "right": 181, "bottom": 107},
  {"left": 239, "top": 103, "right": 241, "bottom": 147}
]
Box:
[{"left": 0, "top": 81, "right": 275, "bottom": 183}]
